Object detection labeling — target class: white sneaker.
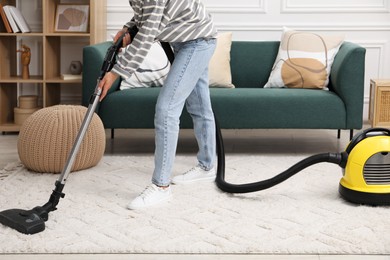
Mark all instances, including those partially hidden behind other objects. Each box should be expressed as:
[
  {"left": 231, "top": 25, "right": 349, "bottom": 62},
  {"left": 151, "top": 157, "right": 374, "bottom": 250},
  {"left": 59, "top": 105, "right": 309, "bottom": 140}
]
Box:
[
  {"left": 127, "top": 184, "right": 172, "bottom": 210},
  {"left": 172, "top": 165, "right": 216, "bottom": 184}
]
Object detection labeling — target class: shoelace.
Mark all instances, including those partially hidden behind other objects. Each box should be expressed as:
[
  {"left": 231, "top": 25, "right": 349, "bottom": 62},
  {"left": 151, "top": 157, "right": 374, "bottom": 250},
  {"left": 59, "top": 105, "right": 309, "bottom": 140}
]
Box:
[
  {"left": 139, "top": 185, "right": 158, "bottom": 199},
  {"left": 183, "top": 166, "right": 200, "bottom": 176}
]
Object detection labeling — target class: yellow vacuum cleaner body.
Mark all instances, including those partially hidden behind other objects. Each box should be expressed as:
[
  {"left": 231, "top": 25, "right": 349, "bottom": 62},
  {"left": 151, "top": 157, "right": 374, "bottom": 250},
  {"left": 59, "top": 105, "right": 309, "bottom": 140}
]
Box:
[{"left": 339, "top": 128, "right": 390, "bottom": 205}]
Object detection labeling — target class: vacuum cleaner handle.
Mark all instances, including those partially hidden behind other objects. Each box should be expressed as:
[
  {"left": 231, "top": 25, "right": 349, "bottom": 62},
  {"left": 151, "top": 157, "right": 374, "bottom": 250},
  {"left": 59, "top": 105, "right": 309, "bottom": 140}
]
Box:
[
  {"left": 345, "top": 127, "right": 390, "bottom": 154},
  {"left": 88, "top": 33, "right": 126, "bottom": 104},
  {"left": 98, "top": 33, "right": 126, "bottom": 80}
]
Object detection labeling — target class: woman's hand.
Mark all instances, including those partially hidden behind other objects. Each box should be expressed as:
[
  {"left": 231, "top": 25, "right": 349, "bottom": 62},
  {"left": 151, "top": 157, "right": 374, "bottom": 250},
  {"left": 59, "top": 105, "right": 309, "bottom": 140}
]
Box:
[
  {"left": 98, "top": 27, "right": 132, "bottom": 101},
  {"left": 98, "top": 71, "right": 119, "bottom": 101},
  {"left": 114, "top": 28, "right": 132, "bottom": 49}
]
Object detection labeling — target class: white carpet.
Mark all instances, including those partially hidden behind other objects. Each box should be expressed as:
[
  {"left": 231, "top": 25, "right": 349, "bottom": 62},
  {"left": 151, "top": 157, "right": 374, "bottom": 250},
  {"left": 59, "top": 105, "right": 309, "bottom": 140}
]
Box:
[{"left": 1, "top": 154, "right": 390, "bottom": 254}]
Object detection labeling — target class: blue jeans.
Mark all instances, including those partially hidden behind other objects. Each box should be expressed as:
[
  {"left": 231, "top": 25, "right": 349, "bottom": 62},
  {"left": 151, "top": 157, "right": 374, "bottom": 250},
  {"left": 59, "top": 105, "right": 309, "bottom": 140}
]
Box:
[{"left": 152, "top": 38, "right": 217, "bottom": 186}]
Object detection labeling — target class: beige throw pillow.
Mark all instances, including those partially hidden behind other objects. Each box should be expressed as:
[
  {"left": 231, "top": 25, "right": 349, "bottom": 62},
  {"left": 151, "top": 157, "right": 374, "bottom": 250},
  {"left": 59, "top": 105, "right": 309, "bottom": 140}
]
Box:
[
  {"left": 264, "top": 27, "right": 344, "bottom": 89},
  {"left": 209, "top": 32, "right": 235, "bottom": 88}
]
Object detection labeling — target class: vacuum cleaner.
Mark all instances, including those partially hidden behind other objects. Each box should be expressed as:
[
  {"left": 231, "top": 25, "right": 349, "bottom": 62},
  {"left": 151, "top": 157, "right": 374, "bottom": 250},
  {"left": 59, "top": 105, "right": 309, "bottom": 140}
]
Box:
[{"left": 215, "top": 124, "right": 390, "bottom": 206}]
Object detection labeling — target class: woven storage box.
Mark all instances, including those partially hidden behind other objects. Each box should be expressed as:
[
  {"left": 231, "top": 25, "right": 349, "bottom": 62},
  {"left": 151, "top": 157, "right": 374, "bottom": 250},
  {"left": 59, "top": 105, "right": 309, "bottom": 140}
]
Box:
[
  {"left": 14, "top": 95, "right": 40, "bottom": 125},
  {"left": 14, "top": 107, "right": 40, "bottom": 125},
  {"left": 19, "top": 95, "right": 38, "bottom": 109},
  {"left": 17, "top": 105, "right": 106, "bottom": 173}
]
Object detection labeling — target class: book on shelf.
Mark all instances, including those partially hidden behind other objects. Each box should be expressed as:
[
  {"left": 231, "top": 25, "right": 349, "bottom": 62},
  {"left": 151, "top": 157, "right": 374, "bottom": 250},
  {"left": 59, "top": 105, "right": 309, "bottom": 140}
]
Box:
[
  {"left": 0, "top": 3, "right": 12, "bottom": 33},
  {"left": 61, "top": 74, "right": 82, "bottom": 80},
  {"left": 2, "top": 5, "right": 31, "bottom": 33},
  {"left": 8, "top": 5, "right": 31, "bottom": 33},
  {"left": 2, "top": 5, "right": 19, "bottom": 32}
]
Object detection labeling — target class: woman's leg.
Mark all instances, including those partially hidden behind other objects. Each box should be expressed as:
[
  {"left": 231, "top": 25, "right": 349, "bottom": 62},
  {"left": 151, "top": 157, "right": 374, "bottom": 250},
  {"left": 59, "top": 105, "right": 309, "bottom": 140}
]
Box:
[
  {"left": 152, "top": 38, "right": 217, "bottom": 186},
  {"left": 185, "top": 67, "right": 216, "bottom": 170}
]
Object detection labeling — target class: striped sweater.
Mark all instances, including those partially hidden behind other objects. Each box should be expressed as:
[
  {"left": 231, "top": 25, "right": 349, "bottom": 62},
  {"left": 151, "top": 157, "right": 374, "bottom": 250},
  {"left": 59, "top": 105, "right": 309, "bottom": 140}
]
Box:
[{"left": 112, "top": 0, "right": 217, "bottom": 79}]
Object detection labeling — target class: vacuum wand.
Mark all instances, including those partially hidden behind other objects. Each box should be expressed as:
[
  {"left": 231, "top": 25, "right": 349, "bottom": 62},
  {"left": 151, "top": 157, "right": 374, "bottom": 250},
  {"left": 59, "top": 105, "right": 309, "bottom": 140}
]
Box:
[
  {"left": 41, "top": 33, "right": 126, "bottom": 211},
  {"left": 0, "top": 34, "right": 126, "bottom": 235}
]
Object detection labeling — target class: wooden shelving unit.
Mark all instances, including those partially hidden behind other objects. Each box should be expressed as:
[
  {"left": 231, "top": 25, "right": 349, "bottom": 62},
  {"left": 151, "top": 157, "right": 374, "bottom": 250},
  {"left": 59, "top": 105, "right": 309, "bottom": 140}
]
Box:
[{"left": 0, "top": 0, "right": 106, "bottom": 133}]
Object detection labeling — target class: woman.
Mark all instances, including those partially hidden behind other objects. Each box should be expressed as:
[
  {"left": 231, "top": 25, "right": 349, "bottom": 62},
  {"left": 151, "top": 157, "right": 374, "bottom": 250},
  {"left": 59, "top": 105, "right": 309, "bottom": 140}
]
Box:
[{"left": 98, "top": 0, "right": 217, "bottom": 209}]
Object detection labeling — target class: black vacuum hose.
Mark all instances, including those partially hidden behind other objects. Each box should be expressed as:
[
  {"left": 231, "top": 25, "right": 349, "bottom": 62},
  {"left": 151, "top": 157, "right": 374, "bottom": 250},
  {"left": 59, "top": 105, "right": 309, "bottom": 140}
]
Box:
[{"left": 214, "top": 118, "right": 348, "bottom": 194}]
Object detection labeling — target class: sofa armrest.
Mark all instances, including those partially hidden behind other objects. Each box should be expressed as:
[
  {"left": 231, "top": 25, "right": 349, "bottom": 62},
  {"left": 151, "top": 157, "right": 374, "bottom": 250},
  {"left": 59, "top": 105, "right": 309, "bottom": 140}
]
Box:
[
  {"left": 82, "top": 41, "right": 121, "bottom": 107},
  {"left": 330, "top": 41, "right": 366, "bottom": 129}
]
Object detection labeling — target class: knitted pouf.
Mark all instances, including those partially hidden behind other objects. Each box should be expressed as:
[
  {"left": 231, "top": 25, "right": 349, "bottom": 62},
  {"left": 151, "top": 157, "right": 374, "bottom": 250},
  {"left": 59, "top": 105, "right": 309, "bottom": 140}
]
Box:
[{"left": 17, "top": 105, "right": 106, "bottom": 173}]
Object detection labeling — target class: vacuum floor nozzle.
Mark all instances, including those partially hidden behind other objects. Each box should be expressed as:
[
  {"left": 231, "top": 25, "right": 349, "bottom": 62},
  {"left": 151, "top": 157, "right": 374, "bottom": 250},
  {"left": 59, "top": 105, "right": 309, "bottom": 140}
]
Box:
[{"left": 0, "top": 208, "right": 45, "bottom": 235}]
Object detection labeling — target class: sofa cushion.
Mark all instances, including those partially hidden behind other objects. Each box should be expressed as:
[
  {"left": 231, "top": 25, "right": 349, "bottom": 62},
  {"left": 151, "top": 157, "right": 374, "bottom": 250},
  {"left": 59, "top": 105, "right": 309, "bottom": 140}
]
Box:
[
  {"left": 208, "top": 88, "right": 346, "bottom": 128},
  {"left": 209, "top": 32, "right": 235, "bottom": 88},
  {"left": 99, "top": 88, "right": 160, "bottom": 129},
  {"left": 230, "top": 41, "right": 280, "bottom": 88},
  {"left": 99, "top": 88, "right": 346, "bottom": 130},
  {"left": 265, "top": 27, "right": 344, "bottom": 89}
]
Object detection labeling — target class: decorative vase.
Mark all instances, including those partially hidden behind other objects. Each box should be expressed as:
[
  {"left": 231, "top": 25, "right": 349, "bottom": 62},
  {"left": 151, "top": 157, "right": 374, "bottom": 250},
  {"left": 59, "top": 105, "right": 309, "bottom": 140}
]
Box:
[{"left": 70, "top": 61, "right": 83, "bottom": 75}]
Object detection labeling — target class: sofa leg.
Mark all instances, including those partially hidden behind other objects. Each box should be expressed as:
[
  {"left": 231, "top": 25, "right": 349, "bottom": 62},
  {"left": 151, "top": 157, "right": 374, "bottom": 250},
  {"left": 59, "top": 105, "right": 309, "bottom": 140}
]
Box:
[
  {"left": 337, "top": 129, "right": 354, "bottom": 140},
  {"left": 111, "top": 129, "right": 115, "bottom": 139}
]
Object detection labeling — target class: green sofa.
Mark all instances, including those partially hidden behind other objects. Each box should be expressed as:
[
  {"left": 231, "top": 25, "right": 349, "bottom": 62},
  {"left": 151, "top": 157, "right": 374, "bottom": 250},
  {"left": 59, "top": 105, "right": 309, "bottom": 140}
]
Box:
[{"left": 82, "top": 41, "right": 366, "bottom": 138}]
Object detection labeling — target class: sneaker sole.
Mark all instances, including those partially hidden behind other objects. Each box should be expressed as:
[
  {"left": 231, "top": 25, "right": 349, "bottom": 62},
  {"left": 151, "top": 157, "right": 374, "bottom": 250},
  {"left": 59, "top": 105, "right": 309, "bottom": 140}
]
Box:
[{"left": 127, "top": 194, "right": 172, "bottom": 210}]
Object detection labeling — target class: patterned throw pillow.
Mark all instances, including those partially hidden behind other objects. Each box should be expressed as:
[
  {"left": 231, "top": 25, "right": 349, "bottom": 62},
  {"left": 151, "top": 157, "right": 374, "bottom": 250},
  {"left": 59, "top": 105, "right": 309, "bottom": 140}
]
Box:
[
  {"left": 120, "top": 41, "right": 170, "bottom": 89},
  {"left": 264, "top": 27, "right": 344, "bottom": 89}
]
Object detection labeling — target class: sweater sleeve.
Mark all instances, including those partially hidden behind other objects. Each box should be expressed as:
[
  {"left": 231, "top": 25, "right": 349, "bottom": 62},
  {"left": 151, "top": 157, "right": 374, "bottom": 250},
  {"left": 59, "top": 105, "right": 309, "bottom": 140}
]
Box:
[{"left": 112, "top": 2, "right": 166, "bottom": 79}]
